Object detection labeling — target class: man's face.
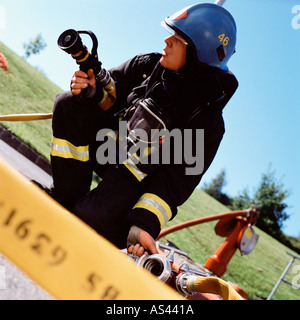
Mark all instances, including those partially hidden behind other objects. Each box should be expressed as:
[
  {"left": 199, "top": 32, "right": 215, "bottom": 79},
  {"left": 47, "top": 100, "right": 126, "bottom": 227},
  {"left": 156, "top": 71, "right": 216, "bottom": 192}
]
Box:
[{"left": 160, "top": 33, "right": 187, "bottom": 71}]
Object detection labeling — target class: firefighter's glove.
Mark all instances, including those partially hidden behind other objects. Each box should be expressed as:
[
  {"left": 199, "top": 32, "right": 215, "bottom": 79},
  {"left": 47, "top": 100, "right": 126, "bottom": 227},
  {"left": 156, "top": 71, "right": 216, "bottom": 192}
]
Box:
[
  {"left": 127, "top": 225, "right": 146, "bottom": 257},
  {"left": 127, "top": 225, "right": 141, "bottom": 248},
  {"left": 127, "top": 226, "right": 159, "bottom": 257}
]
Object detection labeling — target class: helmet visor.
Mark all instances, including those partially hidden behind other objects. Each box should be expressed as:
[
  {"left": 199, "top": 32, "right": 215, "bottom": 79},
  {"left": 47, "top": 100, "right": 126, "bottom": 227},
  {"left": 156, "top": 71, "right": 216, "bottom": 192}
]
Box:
[{"left": 161, "top": 21, "right": 188, "bottom": 45}]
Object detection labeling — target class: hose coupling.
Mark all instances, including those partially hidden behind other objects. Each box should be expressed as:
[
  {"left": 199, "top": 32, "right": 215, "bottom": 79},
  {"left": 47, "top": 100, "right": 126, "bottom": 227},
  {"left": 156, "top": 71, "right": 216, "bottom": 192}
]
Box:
[
  {"left": 137, "top": 254, "right": 173, "bottom": 283},
  {"left": 176, "top": 272, "right": 199, "bottom": 296},
  {"left": 176, "top": 263, "right": 211, "bottom": 296}
]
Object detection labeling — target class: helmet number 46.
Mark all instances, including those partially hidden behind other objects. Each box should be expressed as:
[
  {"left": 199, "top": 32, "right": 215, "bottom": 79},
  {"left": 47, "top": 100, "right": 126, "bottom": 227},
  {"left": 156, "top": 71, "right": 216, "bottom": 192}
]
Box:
[{"left": 218, "top": 34, "right": 229, "bottom": 46}]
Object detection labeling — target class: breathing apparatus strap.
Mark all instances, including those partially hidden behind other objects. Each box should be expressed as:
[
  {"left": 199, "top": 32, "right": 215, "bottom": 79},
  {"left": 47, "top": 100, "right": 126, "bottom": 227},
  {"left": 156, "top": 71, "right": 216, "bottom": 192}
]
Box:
[{"left": 117, "top": 97, "right": 172, "bottom": 181}]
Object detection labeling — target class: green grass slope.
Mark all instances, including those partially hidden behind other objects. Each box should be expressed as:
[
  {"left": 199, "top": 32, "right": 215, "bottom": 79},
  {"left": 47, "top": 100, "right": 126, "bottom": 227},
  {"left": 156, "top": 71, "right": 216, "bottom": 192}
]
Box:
[
  {"left": 0, "top": 41, "right": 62, "bottom": 160},
  {"left": 0, "top": 42, "right": 298, "bottom": 300}
]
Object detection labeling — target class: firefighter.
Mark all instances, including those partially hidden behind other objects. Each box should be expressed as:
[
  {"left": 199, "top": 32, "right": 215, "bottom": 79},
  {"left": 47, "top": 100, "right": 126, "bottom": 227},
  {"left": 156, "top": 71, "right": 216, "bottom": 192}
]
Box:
[{"left": 50, "top": 3, "right": 238, "bottom": 257}]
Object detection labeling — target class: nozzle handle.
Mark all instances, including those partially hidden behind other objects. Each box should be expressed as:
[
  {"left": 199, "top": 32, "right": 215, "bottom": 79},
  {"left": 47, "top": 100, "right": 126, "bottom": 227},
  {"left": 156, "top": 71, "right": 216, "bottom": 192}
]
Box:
[
  {"left": 158, "top": 243, "right": 188, "bottom": 264},
  {"left": 77, "top": 30, "right": 99, "bottom": 58}
]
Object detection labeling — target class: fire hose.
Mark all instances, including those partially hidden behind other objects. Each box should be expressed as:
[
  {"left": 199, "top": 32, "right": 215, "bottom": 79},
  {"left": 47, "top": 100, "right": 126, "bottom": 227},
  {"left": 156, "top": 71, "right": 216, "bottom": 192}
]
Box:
[
  {"left": 0, "top": 113, "right": 53, "bottom": 121},
  {"left": 125, "top": 243, "right": 243, "bottom": 300},
  {"left": 157, "top": 209, "right": 251, "bottom": 240}
]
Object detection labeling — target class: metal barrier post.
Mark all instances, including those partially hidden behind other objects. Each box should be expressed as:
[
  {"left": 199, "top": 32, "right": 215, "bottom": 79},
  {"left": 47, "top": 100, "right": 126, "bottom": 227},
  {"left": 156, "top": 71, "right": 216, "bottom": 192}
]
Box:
[{"left": 267, "top": 252, "right": 300, "bottom": 300}]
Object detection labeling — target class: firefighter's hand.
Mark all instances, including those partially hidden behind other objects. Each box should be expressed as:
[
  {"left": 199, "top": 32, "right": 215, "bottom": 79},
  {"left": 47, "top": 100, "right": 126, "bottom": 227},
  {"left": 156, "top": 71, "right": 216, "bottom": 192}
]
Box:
[
  {"left": 71, "top": 69, "right": 96, "bottom": 96},
  {"left": 127, "top": 227, "right": 159, "bottom": 257}
]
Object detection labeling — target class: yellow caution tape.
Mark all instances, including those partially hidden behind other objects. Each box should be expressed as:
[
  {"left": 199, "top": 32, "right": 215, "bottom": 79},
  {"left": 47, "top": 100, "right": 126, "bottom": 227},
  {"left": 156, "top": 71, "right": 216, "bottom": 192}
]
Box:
[
  {"left": 0, "top": 113, "right": 53, "bottom": 121},
  {"left": 0, "top": 156, "right": 182, "bottom": 300}
]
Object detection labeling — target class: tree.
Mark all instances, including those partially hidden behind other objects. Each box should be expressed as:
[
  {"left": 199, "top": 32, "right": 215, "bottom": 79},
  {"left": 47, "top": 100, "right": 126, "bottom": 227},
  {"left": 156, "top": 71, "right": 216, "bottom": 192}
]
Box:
[
  {"left": 202, "top": 169, "right": 231, "bottom": 206},
  {"left": 231, "top": 167, "right": 290, "bottom": 239},
  {"left": 229, "top": 188, "right": 252, "bottom": 211},
  {"left": 206, "top": 167, "right": 297, "bottom": 252},
  {"left": 23, "top": 33, "right": 47, "bottom": 60},
  {"left": 253, "top": 169, "right": 290, "bottom": 238}
]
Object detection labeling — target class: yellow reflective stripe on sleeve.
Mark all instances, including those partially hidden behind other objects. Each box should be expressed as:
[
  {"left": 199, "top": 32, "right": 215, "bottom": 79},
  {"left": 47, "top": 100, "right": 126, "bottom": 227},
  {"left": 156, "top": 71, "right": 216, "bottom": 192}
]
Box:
[
  {"left": 133, "top": 193, "right": 172, "bottom": 229},
  {"left": 98, "top": 79, "right": 117, "bottom": 111},
  {"left": 0, "top": 157, "right": 182, "bottom": 300},
  {"left": 99, "top": 88, "right": 108, "bottom": 104},
  {"left": 50, "top": 137, "right": 89, "bottom": 162},
  {"left": 134, "top": 202, "right": 166, "bottom": 228},
  {"left": 123, "top": 157, "right": 147, "bottom": 182}
]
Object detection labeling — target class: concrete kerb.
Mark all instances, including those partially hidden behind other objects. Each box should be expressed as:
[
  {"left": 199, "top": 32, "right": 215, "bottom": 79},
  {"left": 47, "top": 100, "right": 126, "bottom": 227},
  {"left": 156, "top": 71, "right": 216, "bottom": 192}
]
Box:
[{"left": 0, "top": 125, "right": 51, "bottom": 175}]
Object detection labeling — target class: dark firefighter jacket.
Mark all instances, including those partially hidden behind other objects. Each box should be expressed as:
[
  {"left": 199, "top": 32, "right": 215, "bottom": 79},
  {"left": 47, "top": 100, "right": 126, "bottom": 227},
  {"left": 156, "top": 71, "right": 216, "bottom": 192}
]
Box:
[{"left": 97, "top": 53, "right": 238, "bottom": 239}]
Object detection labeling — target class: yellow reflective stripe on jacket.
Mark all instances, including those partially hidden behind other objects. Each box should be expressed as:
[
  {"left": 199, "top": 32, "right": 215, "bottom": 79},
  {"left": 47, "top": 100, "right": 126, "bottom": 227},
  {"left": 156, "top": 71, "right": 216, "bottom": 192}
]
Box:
[
  {"left": 133, "top": 193, "right": 172, "bottom": 229},
  {"left": 123, "top": 156, "right": 147, "bottom": 182},
  {"left": 50, "top": 136, "right": 89, "bottom": 162}
]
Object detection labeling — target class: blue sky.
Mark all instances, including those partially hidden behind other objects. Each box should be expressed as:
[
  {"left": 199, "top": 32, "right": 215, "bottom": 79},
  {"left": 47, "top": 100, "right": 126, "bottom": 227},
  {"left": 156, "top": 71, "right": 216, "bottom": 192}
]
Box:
[{"left": 0, "top": 0, "right": 299, "bottom": 237}]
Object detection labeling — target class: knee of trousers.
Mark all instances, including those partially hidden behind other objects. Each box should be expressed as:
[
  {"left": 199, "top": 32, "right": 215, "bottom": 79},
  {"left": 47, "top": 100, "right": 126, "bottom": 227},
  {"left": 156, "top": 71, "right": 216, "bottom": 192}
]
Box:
[
  {"left": 53, "top": 91, "right": 77, "bottom": 115},
  {"left": 52, "top": 91, "right": 94, "bottom": 136}
]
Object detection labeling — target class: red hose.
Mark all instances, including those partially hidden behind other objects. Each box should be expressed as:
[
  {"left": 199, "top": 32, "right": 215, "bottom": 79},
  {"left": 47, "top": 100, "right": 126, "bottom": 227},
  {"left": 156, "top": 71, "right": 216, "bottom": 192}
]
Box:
[{"left": 157, "top": 210, "right": 247, "bottom": 240}]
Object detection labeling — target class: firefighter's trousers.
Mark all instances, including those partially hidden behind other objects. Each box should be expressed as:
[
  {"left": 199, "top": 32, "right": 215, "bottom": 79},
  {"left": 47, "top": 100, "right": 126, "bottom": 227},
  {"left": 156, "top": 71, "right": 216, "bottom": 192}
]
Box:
[{"left": 51, "top": 92, "right": 142, "bottom": 248}]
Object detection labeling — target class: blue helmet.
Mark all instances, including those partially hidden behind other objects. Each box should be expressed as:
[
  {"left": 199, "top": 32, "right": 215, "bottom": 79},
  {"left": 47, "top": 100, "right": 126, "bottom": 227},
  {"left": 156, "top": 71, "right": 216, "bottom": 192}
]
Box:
[{"left": 162, "top": 3, "right": 237, "bottom": 71}]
